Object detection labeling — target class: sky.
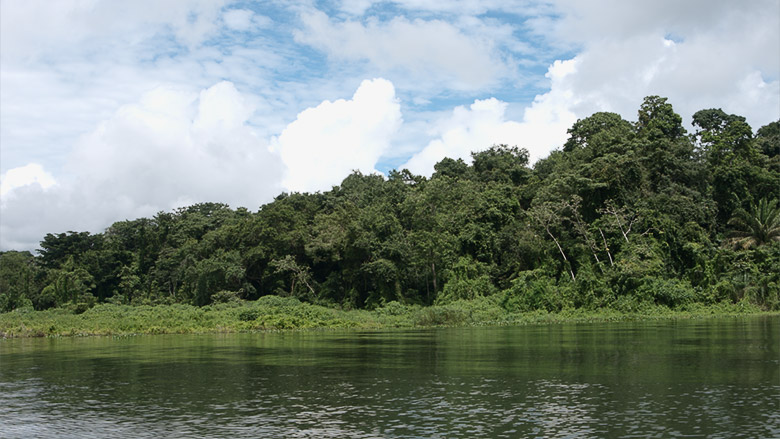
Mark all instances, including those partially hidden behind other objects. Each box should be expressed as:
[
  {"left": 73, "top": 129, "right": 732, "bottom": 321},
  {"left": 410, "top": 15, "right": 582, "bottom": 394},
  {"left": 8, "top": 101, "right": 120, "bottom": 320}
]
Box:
[{"left": 1, "top": 0, "right": 778, "bottom": 251}]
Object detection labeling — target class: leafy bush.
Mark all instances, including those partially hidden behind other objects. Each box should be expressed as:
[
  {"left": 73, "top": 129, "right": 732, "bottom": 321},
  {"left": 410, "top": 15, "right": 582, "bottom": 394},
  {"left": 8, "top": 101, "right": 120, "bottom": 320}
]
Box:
[
  {"left": 413, "top": 306, "right": 469, "bottom": 326},
  {"left": 501, "top": 270, "right": 571, "bottom": 312},
  {"left": 237, "top": 309, "right": 260, "bottom": 322},
  {"left": 211, "top": 290, "right": 241, "bottom": 304},
  {"left": 437, "top": 275, "right": 497, "bottom": 305},
  {"left": 375, "top": 300, "right": 417, "bottom": 316},
  {"left": 635, "top": 277, "right": 699, "bottom": 308},
  {"left": 435, "top": 257, "right": 498, "bottom": 305}
]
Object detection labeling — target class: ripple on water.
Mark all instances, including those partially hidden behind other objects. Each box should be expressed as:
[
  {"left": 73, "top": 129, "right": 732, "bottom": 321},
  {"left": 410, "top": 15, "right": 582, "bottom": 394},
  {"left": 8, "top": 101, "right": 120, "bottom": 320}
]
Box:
[{"left": 1, "top": 320, "right": 778, "bottom": 438}]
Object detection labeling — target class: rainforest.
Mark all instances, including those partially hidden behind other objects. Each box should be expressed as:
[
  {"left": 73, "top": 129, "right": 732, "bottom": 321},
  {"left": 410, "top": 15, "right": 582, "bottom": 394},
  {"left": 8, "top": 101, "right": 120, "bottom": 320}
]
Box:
[{"left": 1, "top": 96, "right": 779, "bottom": 335}]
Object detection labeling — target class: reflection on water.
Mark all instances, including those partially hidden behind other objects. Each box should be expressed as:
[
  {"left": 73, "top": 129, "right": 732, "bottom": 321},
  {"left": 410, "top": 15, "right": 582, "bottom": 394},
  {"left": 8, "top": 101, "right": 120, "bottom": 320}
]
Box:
[{"left": 1, "top": 317, "right": 778, "bottom": 438}]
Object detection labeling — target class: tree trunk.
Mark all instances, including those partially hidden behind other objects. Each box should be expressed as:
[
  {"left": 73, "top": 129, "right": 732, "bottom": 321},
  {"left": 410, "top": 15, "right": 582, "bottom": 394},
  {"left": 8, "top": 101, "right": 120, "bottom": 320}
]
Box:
[{"left": 546, "top": 226, "right": 575, "bottom": 282}]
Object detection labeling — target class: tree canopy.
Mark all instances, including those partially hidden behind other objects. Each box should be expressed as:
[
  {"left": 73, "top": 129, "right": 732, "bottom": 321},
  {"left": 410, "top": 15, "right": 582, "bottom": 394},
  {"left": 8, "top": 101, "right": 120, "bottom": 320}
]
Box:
[{"left": 1, "top": 97, "right": 778, "bottom": 313}]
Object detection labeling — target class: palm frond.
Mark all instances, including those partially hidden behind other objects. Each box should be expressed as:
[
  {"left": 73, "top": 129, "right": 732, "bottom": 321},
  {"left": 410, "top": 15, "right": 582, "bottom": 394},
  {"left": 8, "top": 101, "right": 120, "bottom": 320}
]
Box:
[{"left": 726, "top": 197, "right": 780, "bottom": 249}]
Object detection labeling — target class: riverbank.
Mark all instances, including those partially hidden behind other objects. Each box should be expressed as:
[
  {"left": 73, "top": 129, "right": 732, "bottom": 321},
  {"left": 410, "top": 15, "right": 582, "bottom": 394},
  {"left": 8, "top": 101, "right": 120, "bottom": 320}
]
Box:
[{"left": 0, "top": 295, "right": 776, "bottom": 338}]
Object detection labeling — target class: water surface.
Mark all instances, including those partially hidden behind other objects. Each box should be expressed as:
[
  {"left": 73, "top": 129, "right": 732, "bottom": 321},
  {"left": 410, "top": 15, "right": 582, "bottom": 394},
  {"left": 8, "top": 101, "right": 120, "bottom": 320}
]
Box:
[{"left": 1, "top": 316, "right": 778, "bottom": 438}]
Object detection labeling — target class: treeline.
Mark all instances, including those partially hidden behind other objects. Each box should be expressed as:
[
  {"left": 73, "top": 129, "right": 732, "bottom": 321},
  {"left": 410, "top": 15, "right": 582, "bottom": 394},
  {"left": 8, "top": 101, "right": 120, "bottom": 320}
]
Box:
[{"left": 1, "top": 96, "right": 779, "bottom": 313}]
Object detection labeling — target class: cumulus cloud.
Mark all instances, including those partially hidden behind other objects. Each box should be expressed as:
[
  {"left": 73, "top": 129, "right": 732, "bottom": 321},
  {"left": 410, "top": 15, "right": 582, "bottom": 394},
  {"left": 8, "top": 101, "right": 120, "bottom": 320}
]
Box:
[
  {"left": 402, "top": 60, "right": 577, "bottom": 175},
  {"left": 273, "top": 78, "right": 402, "bottom": 193},
  {"left": 294, "top": 10, "right": 508, "bottom": 90},
  {"left": 0, "top": 81, "right": 284, "bottom": 250},
  {"left": 3, "top": 0, "right": 779, "bottom": 252},
  {"left": 69, "top": 81, "right": 284, "bottom": 210},
  {"left": 0, "top": 0, "right": 289, "bottom": 177},
  {"left": 0, "top": 163, "right": 56, "bottom": 199},
  {"left": 531, "top": 0, "right": 780, "bottom": 129}
]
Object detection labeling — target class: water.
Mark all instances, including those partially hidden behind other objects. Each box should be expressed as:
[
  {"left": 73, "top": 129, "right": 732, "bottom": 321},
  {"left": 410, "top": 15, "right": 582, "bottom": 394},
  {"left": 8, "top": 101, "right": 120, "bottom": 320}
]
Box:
[{"left": 1, "top": 317, "right": 778, "bottom": 438}]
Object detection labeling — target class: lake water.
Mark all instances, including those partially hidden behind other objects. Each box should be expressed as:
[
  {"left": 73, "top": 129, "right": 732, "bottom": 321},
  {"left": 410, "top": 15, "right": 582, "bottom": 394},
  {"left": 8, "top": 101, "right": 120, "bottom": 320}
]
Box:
[{"left": 1, "top": 317, "right": 778, "bottom": 438}]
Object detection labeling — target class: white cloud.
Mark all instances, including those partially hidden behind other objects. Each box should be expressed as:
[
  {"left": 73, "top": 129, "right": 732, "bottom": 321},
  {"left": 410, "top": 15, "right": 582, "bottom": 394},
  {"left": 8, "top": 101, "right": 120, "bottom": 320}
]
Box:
[
  {"left": 3, "top": 0, "right": 779, "bottom": 252},
  {"left": 69, "top": 81, "right": 284, "bottom": 209},
  {"left": 222, "top": 8, "right": 272, "bottom": 31},
  {"left": 0, "top": 81, "right": 284, "bottom": 250},
  {"left": 402, "top": 60, "right": 577, "bottom": 175},
  {"left": 0, "top": 164, "right": 56, "bottom": 199},
  {"left": 532, "top": 0, "right": 780, "bottom": 129},
  {"left": 337, "top": 0, "right": 551, "bottom": 16},
  {"left": 273, "top": 78, "right": 402, "bottom": 193},
  {"left": 537, "top": 36, "right": 780, "bottom": 132},
  {"left": 294, "top": 10, "right": 508, "bottom": 90},
  {"left": 223, "top": 9, "right": 255, "bottom": 31},
  {"left": 0, "top": 0, "right": 228, "bottom": 62},
  {"left": 0, "top": 0, "right": 294, "bottom": 179}
]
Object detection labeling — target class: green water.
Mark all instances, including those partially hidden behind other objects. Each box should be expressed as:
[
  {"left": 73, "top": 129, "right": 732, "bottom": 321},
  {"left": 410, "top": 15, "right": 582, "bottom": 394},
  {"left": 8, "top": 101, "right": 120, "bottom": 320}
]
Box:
[{"left": 1, "top": 317, "right": 778, "bottom": 438}]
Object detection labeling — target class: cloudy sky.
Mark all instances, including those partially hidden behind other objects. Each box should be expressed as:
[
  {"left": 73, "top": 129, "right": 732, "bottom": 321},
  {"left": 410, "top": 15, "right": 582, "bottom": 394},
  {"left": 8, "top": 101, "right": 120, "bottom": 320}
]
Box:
[{"left": 1, "top": 0, "right": 778, "bottom": 250}]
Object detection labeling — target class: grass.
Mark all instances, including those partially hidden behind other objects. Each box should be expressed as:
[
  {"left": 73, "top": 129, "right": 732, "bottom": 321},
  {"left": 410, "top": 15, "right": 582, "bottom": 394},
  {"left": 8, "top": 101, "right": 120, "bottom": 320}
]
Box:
[{"left": 0, "top": 294, "right": 776, "bottom": 338}]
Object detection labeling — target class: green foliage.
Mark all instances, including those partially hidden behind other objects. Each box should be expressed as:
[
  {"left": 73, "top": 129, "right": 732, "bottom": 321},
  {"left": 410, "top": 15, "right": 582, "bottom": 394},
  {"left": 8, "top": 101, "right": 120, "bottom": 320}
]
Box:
[
  {"left": 564, "top": 112, "right": 634, "bottom": 156},
  {"left": 501, "top": 270, "right": 571, "bottom": 312},
  {"left": 726, "top": 197, "right": 780, "bottom": 249},
  {"left": 634, "top": 277, "right": 699, "bottom": 308},
  {"left": 211, "top": 290, "right": 242, "bottom": 304},
  {"left": 755, "top": 120, "right": 780, "bottom": 158},
  {"left": 637, "top": 95, "right": 685, "bottom": 140},
  {"left": 0, "top": 251, "right": 45, "bottom": 311},
  {"left": 3, "top": 96, "right": 778, "bottom": 317},
  {"left": 471, "top": 144, "right": 530, "bottom": 184},
  {"left": 436, "top": 257, "right": 497, "bottom": 304},
  {"left": 3, "top": 295, "right": 773, "bottom": 338}
]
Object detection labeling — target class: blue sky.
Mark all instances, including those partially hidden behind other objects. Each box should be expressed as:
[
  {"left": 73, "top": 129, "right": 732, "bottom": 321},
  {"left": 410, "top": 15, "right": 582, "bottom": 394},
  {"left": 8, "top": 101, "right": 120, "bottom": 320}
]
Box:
[{"left": 1, "top": 0, "right": 779, "bottom": 250}]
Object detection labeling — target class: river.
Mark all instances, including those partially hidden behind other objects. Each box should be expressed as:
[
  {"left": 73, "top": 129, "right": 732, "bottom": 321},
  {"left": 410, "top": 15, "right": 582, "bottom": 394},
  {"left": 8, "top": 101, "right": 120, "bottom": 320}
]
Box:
[{"left": 1, "top": 316, "right": 778, "bottom": 438}]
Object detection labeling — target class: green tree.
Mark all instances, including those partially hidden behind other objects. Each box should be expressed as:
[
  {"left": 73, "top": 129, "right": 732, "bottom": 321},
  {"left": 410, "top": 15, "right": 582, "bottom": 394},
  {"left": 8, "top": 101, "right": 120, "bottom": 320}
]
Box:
[
  {"left": 726, "top": 198, "right": 780, "bottom": 249},
  {"left": 37, "top": 231, "right": 102, "bottom": 269},
  {"left": 755, "top": 120, "right": 780, "bottom": 158},
  {"left": 527, "top": 201, "right": 576, "bottom": 281},
  {"left": 471, "top": 144, "right": 530, "bottom": 185},
  {"left": 564, "top": 112, "right": 634, "bottom": 156},
  {"left": 270, "top": 255, "right": 316, "bottom": 300},
  {"left": 692, "top": 108, "right": 754, "bottom": 165},
  {"left": 42, "top": 256, "right": 96, "bottom": 307},
  {"left": 637, "top": 95, "right": 685, "bottom": 140},
  {"left": 0, "top": 251, "right": 41, "bottom": 311}
]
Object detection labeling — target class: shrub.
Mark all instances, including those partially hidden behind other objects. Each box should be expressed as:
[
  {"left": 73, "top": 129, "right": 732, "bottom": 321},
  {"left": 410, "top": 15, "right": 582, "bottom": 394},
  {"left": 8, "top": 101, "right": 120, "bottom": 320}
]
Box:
[
  {"left": 413, "top": 306, "right": 469, "bottom": 326},
  {"left": 436, "top": 275, "right": 497, "bottom": 305},
  {"left": 374, "top": 300, "right": 415, "bottom": 316},
  {"left": 501, "top": 270, "right": 571, "bottom": 312},
  {"left": 211, "top": 290, "right": 241, "bottom": 304},
  {"left": 237, "top": 309, "right": 260, "bottom": 322},
  {"left": 636, "top": 277, "right": 698, "bottom": 308}
]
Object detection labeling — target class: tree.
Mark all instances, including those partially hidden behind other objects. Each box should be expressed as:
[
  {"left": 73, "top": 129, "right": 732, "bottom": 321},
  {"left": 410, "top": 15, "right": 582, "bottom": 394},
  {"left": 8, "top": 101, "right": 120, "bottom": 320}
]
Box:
[
  {"left": 37, "top": 231, "right": 102, "bottom": 269},
  {"left": 727, "top": 198, "right": 780, "bottom": 249},
  {"left": 471, "top": 144, "right": 530, "bottom": 185},
  {"left": 527, "top": 202, "right": 576, "bottom": 281},
  {"left": 0, "top": 251, "right": 41, "bottom": 311},
  {"left": 270, "top": 255, "right": 316, "bottom": 299},
  {"left": 756, "top": 120, "right": 780, "bottom": 158},
  {"left": 637, "top": 95, "right": 685, "bottom": 140},
  {"left": 433, "top": 157, "right": 471, "bottom": 180},
  {"left": 692, "top": 108, "right": 755, "bottom": 165},
  {"left": 42, "top": 256, "right": 96, "bottom": 307},
  {"left": 564, "top": 112, "right": 634, "bottom": 155},
  {"left": 633, "top": 97, "right": 702, "bottom": 194}
]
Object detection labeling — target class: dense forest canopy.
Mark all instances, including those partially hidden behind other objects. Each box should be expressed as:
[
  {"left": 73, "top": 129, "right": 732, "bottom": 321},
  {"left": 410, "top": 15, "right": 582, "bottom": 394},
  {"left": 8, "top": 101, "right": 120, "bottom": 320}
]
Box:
[{"left": 1, "top": 96, "right": 779, "bottom": 313}]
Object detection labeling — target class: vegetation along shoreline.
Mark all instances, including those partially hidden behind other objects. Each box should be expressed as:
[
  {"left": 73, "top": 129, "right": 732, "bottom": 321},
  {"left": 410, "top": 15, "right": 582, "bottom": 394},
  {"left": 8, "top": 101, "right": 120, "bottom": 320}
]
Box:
[
  {"left": 1, "top": 97, "right": 778, "bottom": 338},
  {"left": 1, "top": 296, "right": 777, "bottom": 338}
]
